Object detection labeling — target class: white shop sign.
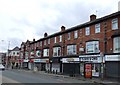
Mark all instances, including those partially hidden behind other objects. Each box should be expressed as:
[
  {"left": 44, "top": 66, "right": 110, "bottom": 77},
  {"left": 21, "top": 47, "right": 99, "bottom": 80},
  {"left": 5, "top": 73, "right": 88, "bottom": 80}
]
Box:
[
  {"left": 23, "top": 59, "right": 29, "bottom": 62},
  {"left": 79, "top": 55, "right": 102, "bottom": 63},
  {"left": 105, "top": 55, "right": 120, "bottom": 61},
  {"left": 40, "top": 59, "right": 49, "bottom": 63},
  {"left": 34, "top": 59, "right": 41, "bottom": 62},
  {"left": 62, "top": 58, "right": 79, "bottom": 63}
]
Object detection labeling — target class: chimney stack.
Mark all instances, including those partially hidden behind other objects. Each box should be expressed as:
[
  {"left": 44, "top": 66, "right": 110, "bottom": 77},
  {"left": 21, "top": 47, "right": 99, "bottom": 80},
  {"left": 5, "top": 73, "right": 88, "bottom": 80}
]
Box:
[
  {"left": 44, "top": 32, "right": 48, "bottom": 37},
  {"left": 90, "top": 14, "right": 96, "bottom": 21},
  {"left": 33, "top": 38, "right": 35, "bottom": 41},
  {"left": 61, "top": 26, "right": 65, "bottom": 31}
]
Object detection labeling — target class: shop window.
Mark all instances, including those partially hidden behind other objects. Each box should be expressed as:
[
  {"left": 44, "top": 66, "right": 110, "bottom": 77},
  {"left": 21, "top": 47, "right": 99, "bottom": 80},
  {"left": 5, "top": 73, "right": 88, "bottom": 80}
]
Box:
[{"left": 113, "top": 37, "right": 120, "bottom": 53}]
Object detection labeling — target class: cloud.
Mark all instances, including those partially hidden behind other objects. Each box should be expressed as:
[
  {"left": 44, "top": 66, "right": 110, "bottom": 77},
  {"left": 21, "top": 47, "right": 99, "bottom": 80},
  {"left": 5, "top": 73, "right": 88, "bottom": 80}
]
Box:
[{"left": 0, "top": 0, "right": 119, "bottom": 52}]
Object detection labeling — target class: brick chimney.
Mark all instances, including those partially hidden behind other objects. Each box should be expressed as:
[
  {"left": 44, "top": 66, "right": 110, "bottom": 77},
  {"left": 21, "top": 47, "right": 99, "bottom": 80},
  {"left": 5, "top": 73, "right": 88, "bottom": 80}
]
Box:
[
  {"left": 33, "top": 38, "right": 35, "bottom": 41},
  {"left": 90, "top": 14, "right": 96, "bottom": 21},
  {"left": 61, "top": 26, "right": 65, "bottom": 32},
  {"left": 44, "top": 32, "right": 48, "bottom": 37}
]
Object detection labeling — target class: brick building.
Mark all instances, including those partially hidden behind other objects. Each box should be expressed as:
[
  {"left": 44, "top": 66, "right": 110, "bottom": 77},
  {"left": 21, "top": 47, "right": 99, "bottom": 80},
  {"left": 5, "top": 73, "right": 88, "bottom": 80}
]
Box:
[{"left": 20, "top": 11, "right": 120, "bottom": 79}]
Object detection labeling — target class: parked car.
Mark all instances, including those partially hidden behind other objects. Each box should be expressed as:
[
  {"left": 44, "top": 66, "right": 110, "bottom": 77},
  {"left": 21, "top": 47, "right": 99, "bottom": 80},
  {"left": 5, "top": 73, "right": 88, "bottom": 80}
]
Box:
[{"left": 0, "top": 64, "right": 5, "bottom": 70}]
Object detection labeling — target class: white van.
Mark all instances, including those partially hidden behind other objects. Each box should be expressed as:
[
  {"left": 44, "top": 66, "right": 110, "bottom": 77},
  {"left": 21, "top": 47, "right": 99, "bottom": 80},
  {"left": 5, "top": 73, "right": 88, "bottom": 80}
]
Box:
[{"left": 0, "top": 64, "right": 5, "bottom": 70}]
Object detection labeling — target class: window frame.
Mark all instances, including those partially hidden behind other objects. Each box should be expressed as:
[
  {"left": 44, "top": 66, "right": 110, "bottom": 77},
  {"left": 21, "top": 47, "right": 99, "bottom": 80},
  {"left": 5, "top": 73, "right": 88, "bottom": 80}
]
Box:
[
  {"left": 53, "top": 47, "right": 61, "bottom": 57},
  {"left": 113, "top": 37, "right": 120, "bottom": 53},
  {"left": 43, "top": 49, "right": 49, "bottom": 57},
  {"left": 95, "top": 23, "right": 100, "bottom": 33},
  {"left": 112, "top": 18, "right": 118, "bottom": 30},
  {"left": 74, "top": 30, "right": 78, "bottom": 39},
  {"left": 67, "top": 45, "right": 76, "bottom": 55},
  {"left": 85, "top": 27, "right": 90, "bottom": 35}
]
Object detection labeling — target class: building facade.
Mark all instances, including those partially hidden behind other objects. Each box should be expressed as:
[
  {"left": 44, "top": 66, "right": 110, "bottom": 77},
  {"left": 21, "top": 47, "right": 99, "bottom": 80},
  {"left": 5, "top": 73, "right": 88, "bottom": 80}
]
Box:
[{"left": 19, "top": 11, "right": 120, "bottom": 79}]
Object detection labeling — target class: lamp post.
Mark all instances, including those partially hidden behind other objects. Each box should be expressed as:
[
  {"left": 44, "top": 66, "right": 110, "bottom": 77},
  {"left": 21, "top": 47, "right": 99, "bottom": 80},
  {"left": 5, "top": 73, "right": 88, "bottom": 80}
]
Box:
[{"left": 6, "top": 41, "right": 10, "bottom": 68}]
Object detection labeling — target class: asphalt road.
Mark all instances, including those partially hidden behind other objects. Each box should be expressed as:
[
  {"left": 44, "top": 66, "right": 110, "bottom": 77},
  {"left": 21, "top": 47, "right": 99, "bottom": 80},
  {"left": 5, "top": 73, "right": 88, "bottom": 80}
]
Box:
[{"left": 1, "top": 69, "right": 93, "bottom": 83}]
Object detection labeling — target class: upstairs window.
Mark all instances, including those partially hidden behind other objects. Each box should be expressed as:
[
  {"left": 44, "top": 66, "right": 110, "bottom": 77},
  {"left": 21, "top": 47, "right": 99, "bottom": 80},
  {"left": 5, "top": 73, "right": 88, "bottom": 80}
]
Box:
[
  {"left": 68, "top": 33, "right": 71, "bottom": 40},
  {"left": 40, "top": 41, "right": 42, "bottom": 47},
  {"left": 113, "top": 37, "right": 120, "bottom": 53},
  {"left": 74, "top": 30, "right": 78, "bottom": 39},
  {"left": 53, "top": 47, "right": 61, "bottom": 57},
  {"left": 86, "top": 41, "right": 99, "bottom": 53},
  {"left": 112, "top": 18, "right": 118, "bottom": 30},
  {"left": 54, "top": 37, "right": 57, "bottom": 43},
  {"left": 43, "top": 49, "right": 49, "bottom": 57},
  {"left": 95, "top": 23, "right": 100, "bottom": 33},
  {"left": 67, "top": 45, "right": 76, "bottom": 55},
  {"left": 86, "top": 27, "right": 90, "bottom": 35},
  {"left": 44, "top": 40, "right": 46, "bottom": 45},
  {"left": 59, "top": 35, "right": 62, "bottom": 42},
  {"left": 48, "top": 39, "right": 50, "bottom": 44}
]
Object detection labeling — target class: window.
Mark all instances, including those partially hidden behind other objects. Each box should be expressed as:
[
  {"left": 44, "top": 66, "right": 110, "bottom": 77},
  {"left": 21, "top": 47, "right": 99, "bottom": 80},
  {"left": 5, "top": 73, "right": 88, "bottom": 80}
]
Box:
[
  {"left": 112, "top": 18, "right": 118, "bottom": 30},
  {"left": 68, "top": 33, "right": 71, "bottom": 40},
  {"left": 40, "top": 41, "right": 42, "bottom": 47},
  {"left": 44, "top": 40, "right": 46, "bottom": 45},
  {"left": 43, "top": 49, "right": 49, "bottom": 56},
  {"left": 86, "top": 27, "right": 90, "bottom": 35},
  {"left": 59, "top": 35, "right": 62, "bottom": 42},
  {"left": 74, "top": 30, "right": 78, "bottom": 39},
  {"left": 95, "top": 23, "right": 100, "bottom": 33},
  {"left": 53, "top": 47, "right": 61, "bottom": 57},
  {"left": 113, "top": 37, "right": 120, "bottom": 53},
  {"left": 86, "top": 41, "right": 99, "bottom": 53},
  {"left": 67, "top": 45, "right": 76, "bottom": 55},
  {"left": 54, "top": 37, "right": 57, "bottom": 43},
  {"left": 48, "top": 39, "right": 50, "bottom": 44}
]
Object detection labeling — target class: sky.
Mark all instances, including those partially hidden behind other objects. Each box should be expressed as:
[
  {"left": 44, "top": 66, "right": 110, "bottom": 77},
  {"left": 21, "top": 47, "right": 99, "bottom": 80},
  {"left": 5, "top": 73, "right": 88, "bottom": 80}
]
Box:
[{"left": 0, "top": 0, "right": 120, "bottom": 52}]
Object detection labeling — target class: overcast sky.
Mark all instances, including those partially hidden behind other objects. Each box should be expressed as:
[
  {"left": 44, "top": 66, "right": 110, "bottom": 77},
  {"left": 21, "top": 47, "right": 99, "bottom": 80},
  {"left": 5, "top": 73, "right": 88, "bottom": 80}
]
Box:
[{"left": 0, "top": 0, "right": 120, "bottom": 52}]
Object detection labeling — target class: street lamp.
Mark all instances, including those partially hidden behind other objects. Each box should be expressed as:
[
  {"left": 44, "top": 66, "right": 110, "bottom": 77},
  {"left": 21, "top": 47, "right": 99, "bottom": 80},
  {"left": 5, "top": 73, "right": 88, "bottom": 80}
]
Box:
[{"left": 6, "top": 41, "right": 10, "bottom": 68}]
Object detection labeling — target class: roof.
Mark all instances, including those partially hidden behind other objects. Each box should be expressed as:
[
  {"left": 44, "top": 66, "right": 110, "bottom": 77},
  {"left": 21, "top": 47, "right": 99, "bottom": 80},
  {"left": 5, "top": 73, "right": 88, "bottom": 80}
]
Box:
[
  {"left": 30, "top": 11, "right": 120, "bottom": 44},
  {"left": 12, "top": 46, "right": 20, "bottom": 51}
]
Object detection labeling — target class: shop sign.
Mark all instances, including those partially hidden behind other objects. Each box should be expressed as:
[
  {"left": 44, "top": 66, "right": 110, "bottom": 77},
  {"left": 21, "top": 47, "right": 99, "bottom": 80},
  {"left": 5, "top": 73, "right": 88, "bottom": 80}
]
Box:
[
  {"left": 40, "top": 59, "right": 49, "bottom": 63},
  {"left": 34, "top": 59, "right": 41, "bottom": 62},
  {"left": 105, "top": 55, "right": 120, "bottom": 61},
  {"left": 62, "top": 58, "right": 79, "bottom": 63},
  {"left": 23, "top": 59, "right": 29, "bottom": 62},
  {"left": 84, "top": 64, "right": 92, "bottom": 78}
]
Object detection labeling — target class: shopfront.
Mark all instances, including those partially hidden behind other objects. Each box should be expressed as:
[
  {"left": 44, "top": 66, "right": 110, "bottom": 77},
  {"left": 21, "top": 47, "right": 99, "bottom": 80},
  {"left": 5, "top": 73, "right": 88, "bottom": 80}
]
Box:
[
  {"left": 105, "top": 54, "right": 120, "bottom": 79},
  {"left": 50, "top": 57, "right": 61, "bottom": 73},
  {"left": 40, "top": 58, "right": 50, "bottom": 71},
  {"left": 33, "top": 59, "right": 41, "bottom": 71},
  {"left": 61, "top": 57, "right": 80, "bottom": 75},
  {"left": 79, "top": 54, "right": 102, "bottom": 77},
  {"left": 23, "top": 59, "right": 29, "bottom": 69}
]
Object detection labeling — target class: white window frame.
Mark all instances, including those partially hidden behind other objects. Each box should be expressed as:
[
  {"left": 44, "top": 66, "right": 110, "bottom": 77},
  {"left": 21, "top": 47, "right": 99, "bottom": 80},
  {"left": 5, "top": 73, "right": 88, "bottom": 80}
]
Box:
[
  {"left": 74, "top": 30, "right": 78, "bottom": 39},
  {"left": 113, "top": 37, "right": 120, "bottom": 53},
  {"left": 48, "top": 39, "right": 50, "bottom": 44},
  {"left": 53, "top": 47, "right": 61, "bottom": 57},
  {"left": 40, "top": 41, "right": 42, "bottom": 47},
  {"left": 86, "top": 41, "right": 99, "bottom": 53},
  {"left": 43, "top": 49, "right": 49, "bottom": 57},
  {"left": 68, "top": 33, "right": 71, "bottom": 40},
  {"left": 95, "top": 23, "right": 100, "bottom": 33},
  {"left": 86, "top": 27, "right": 90, "bottom": 35},
  {"left": 54, "top": 37, "right": 57, "bottom": 43},
  {"left": 112, "top": 18, "right": 118, "bottom": 30},
  {"left": 44, "top": 40, "right": 46, "bottom": 45},
  {"left": 67, "top": 45, "right": 76, "bottom": 55},
  {"left": 59, "top": 35, "right": 62, "bottom": 42}
]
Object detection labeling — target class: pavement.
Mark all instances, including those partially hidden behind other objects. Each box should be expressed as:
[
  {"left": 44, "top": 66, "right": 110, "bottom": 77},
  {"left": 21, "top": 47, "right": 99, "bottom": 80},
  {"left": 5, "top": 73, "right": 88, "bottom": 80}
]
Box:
[{"left": 7, "top": 68, "right": 120, "bottom": 85}]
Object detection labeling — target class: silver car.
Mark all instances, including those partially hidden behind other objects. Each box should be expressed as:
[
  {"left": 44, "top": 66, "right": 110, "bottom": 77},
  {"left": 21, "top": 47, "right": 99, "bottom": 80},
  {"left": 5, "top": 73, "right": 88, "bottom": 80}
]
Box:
[{"left": 0, "top": 64, "right": 5, "bottom": 70}]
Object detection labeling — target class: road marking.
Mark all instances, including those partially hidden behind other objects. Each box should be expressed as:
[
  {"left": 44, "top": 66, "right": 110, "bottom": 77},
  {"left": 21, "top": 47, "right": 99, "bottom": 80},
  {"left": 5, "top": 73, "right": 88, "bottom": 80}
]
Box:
[{"left": 2, "top": 76, "right": 20, "bottom": 83}]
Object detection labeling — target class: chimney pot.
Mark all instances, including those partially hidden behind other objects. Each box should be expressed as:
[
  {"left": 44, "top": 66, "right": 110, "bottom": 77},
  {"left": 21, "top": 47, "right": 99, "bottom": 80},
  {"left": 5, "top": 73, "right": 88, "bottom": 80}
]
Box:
[
  {"left": 61, "top": 26, "right": 65, "bottom": 31},
  {"left": 90, "top": 14, "right": 96, "bottom": 21},
  {"left": 44, "top": 32, "right": 48, "bottom": 37}
]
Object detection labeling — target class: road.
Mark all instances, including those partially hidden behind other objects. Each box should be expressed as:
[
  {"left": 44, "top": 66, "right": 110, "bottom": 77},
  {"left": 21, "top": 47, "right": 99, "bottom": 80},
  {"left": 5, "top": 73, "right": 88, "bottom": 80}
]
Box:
[{"left": 1, "top": 69, "right": 94, "bottom": 84}]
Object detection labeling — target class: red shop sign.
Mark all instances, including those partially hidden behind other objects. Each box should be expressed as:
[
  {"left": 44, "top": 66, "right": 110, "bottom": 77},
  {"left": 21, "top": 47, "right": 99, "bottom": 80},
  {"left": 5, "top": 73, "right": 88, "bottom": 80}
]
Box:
[{"left": 84, "top": 64, "right": 92, "bottom": 78}]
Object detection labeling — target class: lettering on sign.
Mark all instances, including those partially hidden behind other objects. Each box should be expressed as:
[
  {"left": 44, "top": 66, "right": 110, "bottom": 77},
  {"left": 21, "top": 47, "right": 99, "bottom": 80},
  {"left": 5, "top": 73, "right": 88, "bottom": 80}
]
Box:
[{"left": 66, "top": 58, "right": 74, "bottom": 62}]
